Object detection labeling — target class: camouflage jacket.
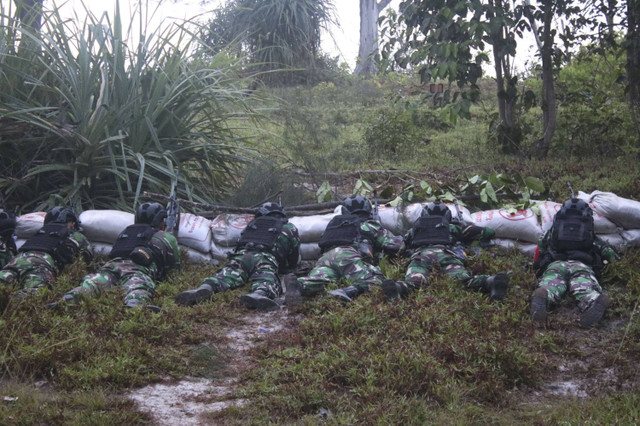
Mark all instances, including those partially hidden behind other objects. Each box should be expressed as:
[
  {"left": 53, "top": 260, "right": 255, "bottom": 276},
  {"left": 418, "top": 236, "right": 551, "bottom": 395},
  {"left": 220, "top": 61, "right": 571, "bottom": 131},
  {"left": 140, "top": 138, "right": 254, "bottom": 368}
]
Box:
[
  {"left": 403, "top": 223, "right": 495, "bottom": 254},
  {"left": 235, "top": 221, "right": 300, "bottom": 273},
  {"left": 327, "top": 219, "right": 401, "bottom": 259},
  {"left": 533, "top": 227, "right": 616, "bottom": 276},
  {"left": 20, "top": 229, "right": 93, "bottom": 270},
  {"left": 110, "top": 230, "right": 181, "bottom": 281}
]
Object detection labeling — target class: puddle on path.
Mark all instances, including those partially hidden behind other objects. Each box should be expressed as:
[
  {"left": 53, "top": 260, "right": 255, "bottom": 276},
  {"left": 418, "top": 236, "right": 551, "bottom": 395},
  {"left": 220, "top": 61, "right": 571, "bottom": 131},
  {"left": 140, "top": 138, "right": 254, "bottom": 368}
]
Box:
[{"left": 127, "top": 309, "right": 290, "bottom": 424}]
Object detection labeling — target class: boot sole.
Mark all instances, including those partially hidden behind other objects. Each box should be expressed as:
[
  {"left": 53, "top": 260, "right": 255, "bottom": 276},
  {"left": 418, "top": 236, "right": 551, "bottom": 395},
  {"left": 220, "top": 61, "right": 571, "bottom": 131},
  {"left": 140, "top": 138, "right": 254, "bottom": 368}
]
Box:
[
  {"left": 174, "top": 288, "right": 211, "bottom": 306},
  {"left": 382, "top": 279, "right": 399, "bottom": 301},
  {"left": 530, "top": 288, "right": 548, "bottom": 323},
  {"left": 580, "top": 294, "right": 610, "bottom": 328},
  {"left": 489, "top": 273, "right": 508, "bottom": 301},
  {"left": 284, "top": 275, "right": 304, "bottom": 308},
  {"left": 239, "top": 294, "right": 280, "bottom": 311}
]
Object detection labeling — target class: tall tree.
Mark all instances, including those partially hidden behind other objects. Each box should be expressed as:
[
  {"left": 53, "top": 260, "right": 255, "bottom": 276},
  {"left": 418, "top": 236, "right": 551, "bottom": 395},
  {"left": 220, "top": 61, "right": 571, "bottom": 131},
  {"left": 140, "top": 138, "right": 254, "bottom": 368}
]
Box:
[
  {"left": 204, "top": 0, "right": 336, "bottom": 85},
  {"left": 381, "top": 0, "right": 528, "bottom": 151},
  {"left": 627, "top": 0, "right": 640, "bottom": 143},
  {"left": 354, "top": 0, "right": 393, "bottom": 76}
]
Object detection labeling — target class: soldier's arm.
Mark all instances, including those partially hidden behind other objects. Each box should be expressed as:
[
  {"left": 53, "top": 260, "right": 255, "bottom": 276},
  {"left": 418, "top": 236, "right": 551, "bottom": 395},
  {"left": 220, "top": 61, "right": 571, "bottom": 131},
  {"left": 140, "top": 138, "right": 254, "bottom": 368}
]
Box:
[
  {"left": 284, "top": 223, "right": 301, "bottom": 270},
  {"left": 70, "top": 232, "right": 93, "bottom": 263},
  {"left": 594, "top": 237, "right": 618, "bottom": 263}
]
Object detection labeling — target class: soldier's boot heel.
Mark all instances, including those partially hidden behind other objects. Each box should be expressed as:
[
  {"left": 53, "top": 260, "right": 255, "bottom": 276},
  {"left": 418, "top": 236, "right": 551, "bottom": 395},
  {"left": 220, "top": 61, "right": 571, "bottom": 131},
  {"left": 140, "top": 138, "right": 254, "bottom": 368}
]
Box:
[
  {"left": 486, "top": 273, "right": 509, "bottom": 301},
  {"left": 240, "top": 289, "right": 280, "bottom": 311},
  {"left": 174, "top": 283, "right": 213, "bottom": 306},
  {"left": 530, "top": 287, "right": 548, "bottom": 323},
  {"left": 580, "top": 293, "right": 610, "bottom": 328},
  {"left": 284, "top": 273, "right": 303, "bottom": 309},
  {"left": 329, "top": 286, "right": 361, "bottom": 303}
]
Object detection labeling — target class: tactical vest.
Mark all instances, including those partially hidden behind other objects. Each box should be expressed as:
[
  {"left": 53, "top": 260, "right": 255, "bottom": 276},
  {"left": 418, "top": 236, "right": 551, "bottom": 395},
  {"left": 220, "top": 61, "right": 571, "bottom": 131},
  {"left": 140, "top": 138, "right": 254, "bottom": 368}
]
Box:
[
  {"left": 318, "top": 214, "right": 362, "bottom": 252},
  {"left": 109, "top": 224, "right": 157, "bottom": 260},
  {"left": 19, "top": 223, "right": 71, "bottom": 262},
  {"left": 550, "top": 206, "right": 595, "bottom": 253},
  {"left": 409, "top": 215, "right": 451, "bottom": 248},
  {"left": 237, "top": 216, "right": 284, "bottom": 252}
]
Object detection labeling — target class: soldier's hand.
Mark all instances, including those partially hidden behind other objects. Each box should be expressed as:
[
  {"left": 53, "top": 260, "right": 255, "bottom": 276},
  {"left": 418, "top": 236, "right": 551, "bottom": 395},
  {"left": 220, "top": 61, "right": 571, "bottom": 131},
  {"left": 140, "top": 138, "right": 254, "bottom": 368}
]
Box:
[{"left": 462, "top": 225, "right": 483, "bottom": 240}]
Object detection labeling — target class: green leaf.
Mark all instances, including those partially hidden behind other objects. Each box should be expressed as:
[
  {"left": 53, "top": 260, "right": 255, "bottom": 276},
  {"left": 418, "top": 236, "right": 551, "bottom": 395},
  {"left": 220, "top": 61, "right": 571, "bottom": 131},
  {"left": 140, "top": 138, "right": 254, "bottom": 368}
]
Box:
[
  {"left": 316, "top": 181, "right": 333, "bottom": 203},
  {"left": 485, "top": 182, "right": 498, "bottom": 203},
  {"left": 524, "top": 177, "right": 545, "bottom": 193}
]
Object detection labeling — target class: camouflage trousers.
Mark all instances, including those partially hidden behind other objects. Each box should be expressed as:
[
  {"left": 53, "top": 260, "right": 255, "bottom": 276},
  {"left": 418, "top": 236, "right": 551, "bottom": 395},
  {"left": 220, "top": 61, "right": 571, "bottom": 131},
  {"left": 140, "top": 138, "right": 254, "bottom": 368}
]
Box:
[
  {"left": 298, "top": 246, "right": 385, "bottom": 297},
  {"left": 202, "top": 250, "right": 282, "bottom": 298},
  {"left": 0, "top": 251, "right": 58, "bottom": 292},
  {"left": 404, "top": 247, "right": 487, "bottom": 292},
  {"left": 536, "top": 260, "right": 602, "bottom": 311},
  {"left": 66, "top": 259, "right": 156, "bottom": 305}
]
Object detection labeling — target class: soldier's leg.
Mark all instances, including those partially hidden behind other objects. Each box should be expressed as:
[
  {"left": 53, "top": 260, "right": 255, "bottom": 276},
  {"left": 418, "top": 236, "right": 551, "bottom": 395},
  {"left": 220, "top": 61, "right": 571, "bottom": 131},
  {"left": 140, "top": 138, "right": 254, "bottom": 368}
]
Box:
[
  {"left": 297, "top": 250, "right": 342, "bottom": 297},
  {"left": 247, "top": 254, "right": 281, "bottom": 298},
  {"left": 122, "top": 272, "right": 157, "bottom": 307},
  {"left": 404, "top": 250, "right": 440, "bottom": 290},
  {"left": 0, "top": 268, "right": 18, "bottom": 286},
  {"left": 568, "top": 261, "right": 609, "bottom": 327},
  {"left": 530, "top": 261, "right": 569, "bottom": 323},
  {"left": 66, "top": 270, "right": 118, "bottom": 299}
]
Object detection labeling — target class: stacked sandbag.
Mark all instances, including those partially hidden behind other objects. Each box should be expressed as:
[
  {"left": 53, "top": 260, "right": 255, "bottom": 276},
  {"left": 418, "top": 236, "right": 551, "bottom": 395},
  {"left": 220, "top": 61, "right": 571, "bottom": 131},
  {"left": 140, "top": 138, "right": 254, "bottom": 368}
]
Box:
[
  {"left": 471, "top": 207, "right": 541, "bottom": 244},
  {"left": 210, "top": 213, "right": 252, "bottom": 261},
  {"left": 177, "top": 213, "right": 217, "bottom": 264},
  {"left": 290, "top": 209, "right": 339, "bottom": 261},
  {"left": 577, "top": 190, "right": 640, "bottom": 251},
  {"left": 14, "top": 212, "right": 47, "bottom": 250}
]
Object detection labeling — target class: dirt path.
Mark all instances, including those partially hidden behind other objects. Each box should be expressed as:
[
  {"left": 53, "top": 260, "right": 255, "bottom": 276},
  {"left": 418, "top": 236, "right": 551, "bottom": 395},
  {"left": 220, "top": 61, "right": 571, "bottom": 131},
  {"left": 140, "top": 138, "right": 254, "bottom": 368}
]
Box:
[{"left": 127, "top": 307, "right": 291, "bottom": 425}]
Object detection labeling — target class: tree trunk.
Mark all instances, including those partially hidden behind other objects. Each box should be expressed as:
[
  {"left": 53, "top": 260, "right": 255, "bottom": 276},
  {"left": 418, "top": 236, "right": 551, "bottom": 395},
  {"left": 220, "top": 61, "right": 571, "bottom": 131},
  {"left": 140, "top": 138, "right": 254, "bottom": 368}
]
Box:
[
  {"left": 627, "top": 0, "right": 640, "bottom": 145},
  {"left": 354, "top": 0, "right": 392, "bottom": 76},
  {"left": 535, "top": 0, "right": 557, "bottom": 159},
  {"left": 16, "top": 0, "right": 43, "bottom": 57}
]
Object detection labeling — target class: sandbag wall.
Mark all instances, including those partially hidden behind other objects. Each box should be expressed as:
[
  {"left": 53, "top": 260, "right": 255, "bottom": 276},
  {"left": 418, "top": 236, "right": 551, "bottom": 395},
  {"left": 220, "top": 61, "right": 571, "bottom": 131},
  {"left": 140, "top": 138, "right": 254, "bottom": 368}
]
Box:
[{"left": 12, "top": 191, "right": 640, "bottom": 265}]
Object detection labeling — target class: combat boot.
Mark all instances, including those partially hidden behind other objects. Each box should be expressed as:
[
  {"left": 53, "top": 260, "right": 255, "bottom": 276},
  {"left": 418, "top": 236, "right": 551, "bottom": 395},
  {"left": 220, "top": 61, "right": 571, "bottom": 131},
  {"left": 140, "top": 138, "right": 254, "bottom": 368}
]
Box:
[
  {"left": 381, "top": 279, "right": 410, "bottom": 302},
  {"left": 580, "top": 293, "right": 610, "bottom": 328},
  {"left": 530, "top": 287, "right": 548, "bottom": 323},
  {"left": 329, "top": 286, "right": 361, "bottom": 303},
  {"left": 174, "top": 283, "right": 213, "bottom": 306},
  {"left": 239, "top": 289, "right": 280, "bottom": 311},
  {"left": 485, "top": 273, "right": 509, "bottom": 301},
  {"left": 45, "top": 293, "right": 75, "bottom": 310},
  {"left": 284, "top": 273, "right": 303, "bottom": 309}
]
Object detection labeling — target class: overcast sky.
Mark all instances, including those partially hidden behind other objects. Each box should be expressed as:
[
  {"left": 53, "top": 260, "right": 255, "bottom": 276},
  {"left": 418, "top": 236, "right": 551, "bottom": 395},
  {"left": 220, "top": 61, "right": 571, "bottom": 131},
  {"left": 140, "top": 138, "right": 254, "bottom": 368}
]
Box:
[{"left": 5, "top": 0, "right": 534, "bottom": 73}]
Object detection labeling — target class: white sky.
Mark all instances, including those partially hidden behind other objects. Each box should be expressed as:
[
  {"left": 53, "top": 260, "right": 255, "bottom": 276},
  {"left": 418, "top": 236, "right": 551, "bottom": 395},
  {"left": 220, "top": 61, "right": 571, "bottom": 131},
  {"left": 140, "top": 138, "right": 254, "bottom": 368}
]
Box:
[{"left": 6, "top": 0, "right": 534, "bottom": 74}]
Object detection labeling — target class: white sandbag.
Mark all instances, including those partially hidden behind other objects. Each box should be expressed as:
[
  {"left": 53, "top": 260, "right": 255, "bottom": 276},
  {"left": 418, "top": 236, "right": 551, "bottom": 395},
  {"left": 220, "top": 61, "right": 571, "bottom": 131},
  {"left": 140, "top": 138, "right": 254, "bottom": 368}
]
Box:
[
  {"left": 471, "top": 208, "right": 541, "bottom": 243},
  {"left": 210, "top": 241, "right": 235, "bottom": 261},
  {"left": 493, "top": 238, "right": 537, "bottom": 257},
  {"left": 290, "top": 212, "right": 338, "bottom": 243},
  {"left": 621, "top": 229, "right": 640, "bottom": 248},
  {"left": 377, "top": 205, "right": 406, "bottom": 235},
  {"left": 580, "top": 190, "right": 640, "bottom": 229},
  {"left": 537, "top": 200, "right": 619, "bottom": 234},
  {"left": 300, "top": 243, "right": 321, "bottom": 261},
  {"left": 598, "top": 233, "right": 626, "bottom": 250},
  {"left": 185, "top": 248, "right": 218, "bottom": 264},
  {"left": 79, "top": 210, "right": 134, "bottom": 244},
  {"left": 15, "top": 212, "right": 46, "bottom": 238},
  {"left": 15, "top": 238, "right": 25, "bottom": 251},
  {"left": 91, "top": 242, "right": 113, "bottom": 256},
  {"left": 211, "top": 213, "right": 254, "bottom": 247},
  {"left": 177, "top": 213, "right": 212, "bottom": 253}
]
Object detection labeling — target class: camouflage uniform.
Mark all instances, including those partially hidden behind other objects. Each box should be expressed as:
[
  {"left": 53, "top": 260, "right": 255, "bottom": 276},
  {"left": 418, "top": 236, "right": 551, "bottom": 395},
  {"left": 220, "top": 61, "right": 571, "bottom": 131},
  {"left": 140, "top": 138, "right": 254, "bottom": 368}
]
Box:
[
  {"left": 403, "top": 224, "right": 496, "bottom": 292},
  {"left": 202, "top": 222, "right": 300, "bottom": 298},
  {"left": 532, "top": 229, "right": 616, "bottom": 311},
  {"left": 0, "top": 231, "right": 92, "bottom": 293},
  {"left": 64, "top": 231, "right": 180, "bottom": 306},
  {"left": 0, "top": 237, "right": 17, "bottom": 269},
  {"left": 297, "top": 220, "right": 401, "bottom": 297}
]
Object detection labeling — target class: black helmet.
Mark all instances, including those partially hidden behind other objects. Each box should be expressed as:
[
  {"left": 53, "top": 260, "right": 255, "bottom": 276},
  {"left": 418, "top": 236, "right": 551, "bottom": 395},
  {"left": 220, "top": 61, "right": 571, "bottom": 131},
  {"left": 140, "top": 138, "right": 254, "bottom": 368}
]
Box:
[
  {"left": 0, "top": 209, "right": 17, "bottom": 238},
  {"left": 561, "top": 198, "right": 592, "bottom": 217},
  {"left": 343, "top": 195, "right": 372, "bottom": 216},
  {"left": 422, "top": 201, "right": 452, "bottom": 222},
  {"left": 256, "top": 202, "right": 286, "bottom": 218},
  {"left": 135, "top": 202, "right": 167, "bottom": 227},
  {"left": 45, "top": 206, "right": 78, "bottom": 225}
]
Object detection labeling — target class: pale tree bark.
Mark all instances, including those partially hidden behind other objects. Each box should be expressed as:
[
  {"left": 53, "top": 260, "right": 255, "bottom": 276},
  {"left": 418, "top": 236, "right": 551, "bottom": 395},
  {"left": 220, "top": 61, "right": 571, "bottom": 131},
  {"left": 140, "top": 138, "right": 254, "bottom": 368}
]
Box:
[
  {"left": 535, "top": 0, "right": 557, "bottom": 159},
  {"left": 354, "top": 0, "right": 392, "bottom": 76},
  {"left": 627, "top": 0, "right": 640, "bottom": 145},
  {"left": 16, "top": 0, "right": 43, "bottom": 56}
]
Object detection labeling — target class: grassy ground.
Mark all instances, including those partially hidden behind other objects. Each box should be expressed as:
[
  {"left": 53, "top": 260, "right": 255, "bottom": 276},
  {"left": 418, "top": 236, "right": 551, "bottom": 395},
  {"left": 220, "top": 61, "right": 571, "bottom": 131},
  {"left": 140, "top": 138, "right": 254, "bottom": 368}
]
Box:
[{"left": 2, "top": 76, "right": 640, "bottom": 424}]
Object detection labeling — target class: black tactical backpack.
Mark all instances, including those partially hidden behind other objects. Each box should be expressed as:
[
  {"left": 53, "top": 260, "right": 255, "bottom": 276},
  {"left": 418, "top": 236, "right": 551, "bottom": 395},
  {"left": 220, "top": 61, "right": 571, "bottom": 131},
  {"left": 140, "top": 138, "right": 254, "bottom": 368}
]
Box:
[
  {"left": 19, "top": 223, "right": 71, "bottom": 263},
  {"left": 237, "top": 216, "right": 284, "bottom": 252},
  {"left": 318, "top": 214, "right": 363, "bottom": 252},
  {"left": 409, "top": 214, "right": 452, "bottom": 248},
  {"left": 550, "top": 200, "right": 595, "bottom": 253},
  {"left": 109, "top": 224, "right": 157, "bottom": 260}
]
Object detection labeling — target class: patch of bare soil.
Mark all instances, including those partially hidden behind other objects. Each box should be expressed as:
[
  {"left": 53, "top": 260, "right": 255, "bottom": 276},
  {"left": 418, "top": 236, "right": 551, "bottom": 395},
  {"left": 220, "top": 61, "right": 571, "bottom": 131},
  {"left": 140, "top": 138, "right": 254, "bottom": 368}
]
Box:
[
  {"left": 515, "top": 302, "right": 637, "bottom": 408},
  {"left": 127, "top": 305, "right": 293, "bottom": 425}
]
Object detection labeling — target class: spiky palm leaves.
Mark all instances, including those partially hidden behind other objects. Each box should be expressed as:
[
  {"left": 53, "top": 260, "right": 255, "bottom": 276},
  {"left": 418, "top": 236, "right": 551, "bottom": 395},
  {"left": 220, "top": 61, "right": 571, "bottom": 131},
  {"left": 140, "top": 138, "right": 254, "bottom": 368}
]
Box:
[{"left": 0, "top": 1, "right": 259, "bottom": 212}]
